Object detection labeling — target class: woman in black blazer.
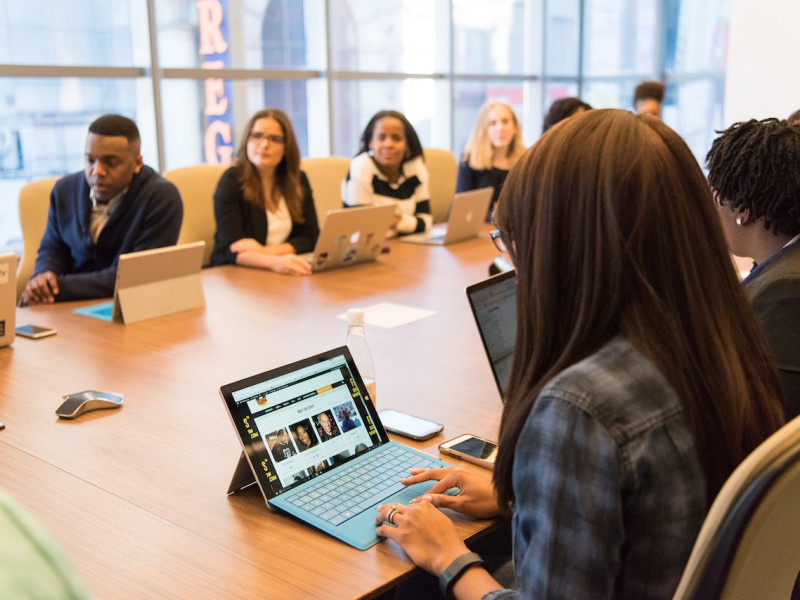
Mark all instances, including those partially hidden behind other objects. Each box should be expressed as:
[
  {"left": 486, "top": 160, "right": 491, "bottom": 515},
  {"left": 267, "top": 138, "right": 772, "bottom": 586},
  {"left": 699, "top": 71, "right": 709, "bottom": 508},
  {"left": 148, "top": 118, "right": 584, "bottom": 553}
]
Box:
[{"left": 211, "top": 108, "right": 319, "bottom": 275}]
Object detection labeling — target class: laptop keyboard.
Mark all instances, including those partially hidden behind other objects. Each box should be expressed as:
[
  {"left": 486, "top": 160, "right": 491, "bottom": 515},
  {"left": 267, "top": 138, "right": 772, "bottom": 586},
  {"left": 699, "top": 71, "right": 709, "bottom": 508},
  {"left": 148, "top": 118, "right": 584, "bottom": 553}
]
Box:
[{"left": 285, "top": 445, "right": 442, "bottom": 526}]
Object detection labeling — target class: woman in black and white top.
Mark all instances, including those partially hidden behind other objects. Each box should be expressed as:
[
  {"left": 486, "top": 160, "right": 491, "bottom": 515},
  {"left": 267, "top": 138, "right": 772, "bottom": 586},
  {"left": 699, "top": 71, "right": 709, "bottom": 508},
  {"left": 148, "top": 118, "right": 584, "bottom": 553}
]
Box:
[{"left": 342, "top": 110, "right": 432, "bottom": 237}]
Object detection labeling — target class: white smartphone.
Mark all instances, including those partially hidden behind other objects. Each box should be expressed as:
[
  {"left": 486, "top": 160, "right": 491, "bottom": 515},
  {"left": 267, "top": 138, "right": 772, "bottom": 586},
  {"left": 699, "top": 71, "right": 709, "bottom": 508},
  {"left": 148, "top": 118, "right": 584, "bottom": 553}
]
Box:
[
  {"left": 378, "top": 409, "right": 444, "bottom": 441},
  {"left": 15, "top": 324, "right": 57, "bottom": 339},
  {"left": 438, "top": 434, "right": 498, "bottom": 470}
]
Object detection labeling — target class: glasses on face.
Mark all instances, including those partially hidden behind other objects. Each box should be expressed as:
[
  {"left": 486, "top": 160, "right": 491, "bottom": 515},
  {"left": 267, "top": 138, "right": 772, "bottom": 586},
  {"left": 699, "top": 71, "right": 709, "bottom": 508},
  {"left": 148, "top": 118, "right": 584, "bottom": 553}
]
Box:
[
  {"left": 491, "top": 229, "right": 508, "bottom": 253},
  {"left": 249, "top": 132, "right": 285, "bottom": 145}
]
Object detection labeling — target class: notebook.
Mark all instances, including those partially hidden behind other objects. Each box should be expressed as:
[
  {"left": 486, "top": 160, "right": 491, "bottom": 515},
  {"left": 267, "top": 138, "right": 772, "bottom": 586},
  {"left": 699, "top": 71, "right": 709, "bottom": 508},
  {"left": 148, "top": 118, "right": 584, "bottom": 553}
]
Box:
[
  {"left": 220, "top": 346, "right": 452, "bottom": 550},
  {"left": 0, "top": 253, "right": 16, "bottom": 347},
  {"left": 399, "top": 187, "right": 493, "bottom": 245},
  {"left": 304, "top": 205, "right": 395, "bottom": 273},
  {"left": 466, "top": 269, "right": 516, "bottom": 398}
]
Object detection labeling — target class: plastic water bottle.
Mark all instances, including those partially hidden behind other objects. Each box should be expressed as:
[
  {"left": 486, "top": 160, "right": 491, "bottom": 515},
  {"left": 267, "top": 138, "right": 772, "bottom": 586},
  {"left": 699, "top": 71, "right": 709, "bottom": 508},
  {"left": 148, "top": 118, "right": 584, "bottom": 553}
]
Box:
[{"left": 346, "top": 308, "right": 376, "bottom": 405}]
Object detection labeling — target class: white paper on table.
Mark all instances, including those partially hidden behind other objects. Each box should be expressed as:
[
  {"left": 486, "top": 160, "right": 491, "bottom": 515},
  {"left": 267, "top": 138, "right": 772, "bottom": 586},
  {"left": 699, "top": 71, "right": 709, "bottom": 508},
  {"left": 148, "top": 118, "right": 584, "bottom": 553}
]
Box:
[{"left": 337, "top": 302, "right": 437, "bottom": 329}]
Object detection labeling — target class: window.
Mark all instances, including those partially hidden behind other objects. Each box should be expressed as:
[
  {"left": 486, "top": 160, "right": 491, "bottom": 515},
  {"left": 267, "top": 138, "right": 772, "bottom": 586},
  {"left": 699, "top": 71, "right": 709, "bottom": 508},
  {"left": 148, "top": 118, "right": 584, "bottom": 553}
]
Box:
[{"left": 0, "top": 0, "right": 731, "bottom": 256}]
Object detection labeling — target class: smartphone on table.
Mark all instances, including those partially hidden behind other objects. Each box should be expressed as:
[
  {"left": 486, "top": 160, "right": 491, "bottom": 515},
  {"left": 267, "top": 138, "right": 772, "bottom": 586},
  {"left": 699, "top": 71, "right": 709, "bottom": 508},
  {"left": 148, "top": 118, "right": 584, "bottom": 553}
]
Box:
[
  {"left": 15, "top": 324, "right": 57, "bottom": 339},
  {"left": 438, "top": 434, "right": 498, "bottom": 470},
  {"left": 378, "top": 409, "right": 444, "bottom": 441}
]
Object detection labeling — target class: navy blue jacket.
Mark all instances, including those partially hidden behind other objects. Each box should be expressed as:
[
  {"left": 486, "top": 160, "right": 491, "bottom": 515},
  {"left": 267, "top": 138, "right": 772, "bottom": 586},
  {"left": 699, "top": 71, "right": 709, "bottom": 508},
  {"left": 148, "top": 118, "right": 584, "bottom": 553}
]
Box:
[{"left": 33, "top": 165, "right": 183, "bottom": 301}]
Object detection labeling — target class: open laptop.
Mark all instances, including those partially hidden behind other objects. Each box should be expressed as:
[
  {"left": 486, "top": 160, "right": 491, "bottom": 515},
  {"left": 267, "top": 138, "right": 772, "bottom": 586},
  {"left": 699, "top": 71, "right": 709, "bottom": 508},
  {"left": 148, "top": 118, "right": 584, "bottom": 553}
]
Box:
[
  {"left": 220, "top": 346, "right": 452, "bottom": 550},
  {"left": 400, "top": 187, "right": 493, "bottom": 246},
  {"left": 304, "top": 205, "right": 395, "bottom": 273},
  {"left": 466, "top": 269, "right": 516, "bottom": 398},
  {"left": 0, "top": 253, "right": 16, "bottom": 347}
]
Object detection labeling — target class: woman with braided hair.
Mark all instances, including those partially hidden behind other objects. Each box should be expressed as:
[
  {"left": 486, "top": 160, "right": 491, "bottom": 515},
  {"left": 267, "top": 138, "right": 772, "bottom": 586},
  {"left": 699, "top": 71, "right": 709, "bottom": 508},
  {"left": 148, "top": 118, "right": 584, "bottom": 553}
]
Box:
[{"left": 707, "top": 117, "right": 800, "bottom": 419}]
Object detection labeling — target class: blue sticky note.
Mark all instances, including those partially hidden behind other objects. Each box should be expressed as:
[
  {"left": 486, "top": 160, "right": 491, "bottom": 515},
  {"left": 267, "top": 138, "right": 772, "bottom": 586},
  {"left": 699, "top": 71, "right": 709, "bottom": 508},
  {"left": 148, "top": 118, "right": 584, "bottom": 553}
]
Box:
[{"left": 72, "top": 301, "right": 114, "bottom": 322}]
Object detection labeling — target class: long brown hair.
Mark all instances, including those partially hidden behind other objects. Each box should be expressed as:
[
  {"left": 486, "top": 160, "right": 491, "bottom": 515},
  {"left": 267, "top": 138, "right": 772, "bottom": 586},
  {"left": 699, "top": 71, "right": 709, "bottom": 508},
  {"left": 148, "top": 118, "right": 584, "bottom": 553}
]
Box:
[
  {"left": 235, "top": 108, "right": 304, "bottom": 223},
  {"left": 494, "top": 109, "right": 784, "bottom": 508}
]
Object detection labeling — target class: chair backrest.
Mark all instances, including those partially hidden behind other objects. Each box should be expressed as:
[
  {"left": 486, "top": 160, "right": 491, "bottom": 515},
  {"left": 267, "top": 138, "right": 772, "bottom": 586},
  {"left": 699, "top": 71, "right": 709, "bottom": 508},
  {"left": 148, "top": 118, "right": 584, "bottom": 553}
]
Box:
[
  {"left": 422, "top": 148, "right": 458, "bottom": 224},
  {"left": 163, "top": 165, "right": 227, "bottom": 267},
  {"left": 300, "top": 156, "right": 351, "bottom": 223},
  {"left": 673, "top": 414, "right": 800, "bottom": 600},
  {"left": 17, "top": 177, "right": 59, "bottom": 298}
]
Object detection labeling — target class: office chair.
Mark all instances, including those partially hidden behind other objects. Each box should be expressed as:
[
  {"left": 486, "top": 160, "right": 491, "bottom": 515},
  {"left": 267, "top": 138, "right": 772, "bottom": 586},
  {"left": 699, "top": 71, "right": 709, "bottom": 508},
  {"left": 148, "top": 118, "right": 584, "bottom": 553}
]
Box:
[
  {"left": 673, "top": 414, "right": 800, "bottom": 600},
  {"left": 422, "top": 148, "right": 458, "bottom": 224},
  {"left": 16, "top": 177, "right": 59, "bottom": 299},
  {"left": 300, "top": 156, "right": 350, "bottom": 224},
  {"left": 163, "top": 165, "right": 227, "bottom": 267}
]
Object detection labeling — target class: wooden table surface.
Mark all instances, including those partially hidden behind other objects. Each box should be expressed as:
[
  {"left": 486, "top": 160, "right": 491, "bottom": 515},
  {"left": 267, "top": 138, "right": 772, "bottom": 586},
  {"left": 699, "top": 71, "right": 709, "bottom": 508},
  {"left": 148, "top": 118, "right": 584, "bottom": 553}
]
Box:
[{"left": 0, "top": 232, "right": 506, "bottom": 599}]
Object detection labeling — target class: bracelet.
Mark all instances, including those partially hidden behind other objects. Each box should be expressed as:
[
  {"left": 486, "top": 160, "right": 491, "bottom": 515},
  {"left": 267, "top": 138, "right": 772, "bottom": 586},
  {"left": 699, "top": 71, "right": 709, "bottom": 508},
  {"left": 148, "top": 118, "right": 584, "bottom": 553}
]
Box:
[{"left": 438, "top": 552, "right": 485, "bottom": 598}]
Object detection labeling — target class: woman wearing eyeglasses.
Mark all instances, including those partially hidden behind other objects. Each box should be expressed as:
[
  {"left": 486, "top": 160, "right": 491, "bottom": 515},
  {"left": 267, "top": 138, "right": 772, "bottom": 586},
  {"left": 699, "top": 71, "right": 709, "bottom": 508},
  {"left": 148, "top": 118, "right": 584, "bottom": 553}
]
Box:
[{"left": 210, "top": 108, "right": 319, "bottom": 275}]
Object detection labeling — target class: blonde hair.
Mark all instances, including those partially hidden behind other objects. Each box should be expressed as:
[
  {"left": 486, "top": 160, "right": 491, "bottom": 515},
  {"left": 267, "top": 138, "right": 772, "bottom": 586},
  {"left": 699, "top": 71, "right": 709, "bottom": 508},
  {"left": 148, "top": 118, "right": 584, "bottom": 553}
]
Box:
[{"left": 463, "top": 102, "right": 525, "bottom": 170}]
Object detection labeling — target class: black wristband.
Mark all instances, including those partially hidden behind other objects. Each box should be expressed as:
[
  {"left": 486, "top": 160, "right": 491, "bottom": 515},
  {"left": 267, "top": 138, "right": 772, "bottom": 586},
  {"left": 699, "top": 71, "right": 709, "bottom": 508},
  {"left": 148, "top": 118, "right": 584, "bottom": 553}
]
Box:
[{"left": 438, "top": 552, "right": 485, "bottom": 598}]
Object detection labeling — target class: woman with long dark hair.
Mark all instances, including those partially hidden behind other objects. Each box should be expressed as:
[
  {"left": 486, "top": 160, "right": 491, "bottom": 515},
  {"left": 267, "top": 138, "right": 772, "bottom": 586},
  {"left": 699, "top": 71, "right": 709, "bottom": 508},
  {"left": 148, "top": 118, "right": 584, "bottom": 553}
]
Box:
[
  {"left": 211, "top": 108, "right": 319, "bottom": 274},
  {"left": 375, "top": 109, "right": 784, "bottom": 599}
]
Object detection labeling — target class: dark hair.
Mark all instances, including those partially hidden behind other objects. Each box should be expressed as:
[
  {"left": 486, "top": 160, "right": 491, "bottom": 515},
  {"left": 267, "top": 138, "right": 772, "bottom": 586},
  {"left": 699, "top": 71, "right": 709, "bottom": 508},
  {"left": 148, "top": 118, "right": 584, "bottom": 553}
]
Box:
[
  {"left": 356, "top": 110, "right": 424, "bottom": 162},
  {"left": 706, "top": 118, "right": 800, "bottom": 237},
  {"left": 88, "top": 114, "right": 140, "bottom": 143},
  {"left": 234, "top": 108, "right": 304, "bottom": 223},
  {"left": 633, "top": 80, "right": 665, "bottom": 105},
  {"left": 542, "top": 97, "right": 592, "bottom": 133},
  {"left": 494, "top": 109, "right": 783, "bottom": 509},
  {"left": 788, "top": 109, "right": 800, "bottom": 125}
]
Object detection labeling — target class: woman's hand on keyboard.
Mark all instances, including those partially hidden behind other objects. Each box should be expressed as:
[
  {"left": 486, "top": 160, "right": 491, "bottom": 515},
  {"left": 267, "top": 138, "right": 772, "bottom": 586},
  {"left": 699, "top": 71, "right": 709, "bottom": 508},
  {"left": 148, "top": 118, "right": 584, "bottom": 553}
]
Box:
[{"left": 402, "top": 466, "right": 504, "bottom": 519}]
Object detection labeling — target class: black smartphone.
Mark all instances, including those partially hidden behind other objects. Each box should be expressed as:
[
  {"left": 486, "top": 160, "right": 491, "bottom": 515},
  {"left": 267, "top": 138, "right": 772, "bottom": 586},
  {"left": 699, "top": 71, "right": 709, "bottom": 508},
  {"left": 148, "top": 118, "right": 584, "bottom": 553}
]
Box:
[
  {"left": 378, "top": 409, "right": 444, "bottom": 441},
  {"left": 15, "top": 324, "right": 57, "bottom": 339},
  {"left": 439, "top": 434, "right": 498, "bottom": 470}
]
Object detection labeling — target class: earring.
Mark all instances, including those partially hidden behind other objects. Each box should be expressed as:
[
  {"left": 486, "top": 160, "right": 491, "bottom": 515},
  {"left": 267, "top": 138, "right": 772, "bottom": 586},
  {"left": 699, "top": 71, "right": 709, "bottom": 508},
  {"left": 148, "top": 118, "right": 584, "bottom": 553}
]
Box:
[
  {"left": 368, "top": 149, "right": 374, "bottom": 157},
  {"left": 736, "top": 217, "right": 743, "bottom": 226}
]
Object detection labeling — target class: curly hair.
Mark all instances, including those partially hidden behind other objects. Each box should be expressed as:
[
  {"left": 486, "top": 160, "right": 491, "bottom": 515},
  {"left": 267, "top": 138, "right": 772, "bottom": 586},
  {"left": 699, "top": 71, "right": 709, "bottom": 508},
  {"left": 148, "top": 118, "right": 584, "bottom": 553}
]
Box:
[
  {"left": 706, "top": 118, "right": 800, "bottom": 237},
  {"left": 633, "top": 80, "right": 665, "bottom": 104}
]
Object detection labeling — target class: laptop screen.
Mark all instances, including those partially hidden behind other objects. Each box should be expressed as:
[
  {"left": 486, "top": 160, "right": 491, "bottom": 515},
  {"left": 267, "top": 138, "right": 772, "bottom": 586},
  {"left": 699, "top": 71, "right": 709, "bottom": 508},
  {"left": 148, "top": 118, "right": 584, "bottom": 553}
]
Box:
[
  {"left": 466, "top": 270, "right": 517, "bottom": 398},
  {"left": 220, "top": 347, "right": 386, "bottom": 499}
]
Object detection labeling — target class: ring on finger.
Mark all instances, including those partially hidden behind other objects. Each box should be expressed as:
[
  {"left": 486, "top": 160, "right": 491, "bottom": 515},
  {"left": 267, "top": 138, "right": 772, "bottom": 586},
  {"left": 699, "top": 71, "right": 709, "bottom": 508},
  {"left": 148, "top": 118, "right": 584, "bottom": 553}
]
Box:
[{"left": 386, "top": 505, "right": 398, "bottom": 524}]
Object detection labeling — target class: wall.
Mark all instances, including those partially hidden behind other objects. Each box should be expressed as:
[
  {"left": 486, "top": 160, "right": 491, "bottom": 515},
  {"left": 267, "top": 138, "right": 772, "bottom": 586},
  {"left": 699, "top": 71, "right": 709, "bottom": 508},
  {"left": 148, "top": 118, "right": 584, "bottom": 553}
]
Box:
[{"left": 725, "top": 0, "right": 800, "bottom": 125}]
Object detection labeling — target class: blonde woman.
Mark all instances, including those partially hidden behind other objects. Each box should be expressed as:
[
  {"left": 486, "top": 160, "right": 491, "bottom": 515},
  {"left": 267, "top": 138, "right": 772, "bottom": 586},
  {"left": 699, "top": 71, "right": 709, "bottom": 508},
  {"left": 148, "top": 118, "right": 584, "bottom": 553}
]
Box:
[{"left": 457, "top": 102, "right": 525, "bottom": 221}]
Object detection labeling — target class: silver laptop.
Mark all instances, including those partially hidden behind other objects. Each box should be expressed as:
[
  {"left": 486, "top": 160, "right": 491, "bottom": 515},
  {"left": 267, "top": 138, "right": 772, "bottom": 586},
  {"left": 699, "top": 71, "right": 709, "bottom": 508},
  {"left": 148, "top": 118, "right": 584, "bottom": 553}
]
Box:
[
  {"left": 466, "top": 269, "right": 516, "bottom": 398},
  {"left": 304, "top": 205, "right": 395, "bottom": 273},
  {"left": 0, "top": 253, "right": 16, "bottom": 347},
  {"left": 220, "top": 346, "right": 452, "bottom": 550},
  {"left": 400, "top": 187, "right": 493, "bottom": 245}
]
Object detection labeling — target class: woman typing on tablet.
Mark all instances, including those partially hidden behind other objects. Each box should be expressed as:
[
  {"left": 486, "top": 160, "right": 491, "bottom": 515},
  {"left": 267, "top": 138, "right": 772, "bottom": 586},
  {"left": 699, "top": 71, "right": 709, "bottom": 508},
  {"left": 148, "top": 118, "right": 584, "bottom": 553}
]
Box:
[
  {"left": 211, "top": 108, "right": 319, "bottom": 275},
  {"left": 375, "top": 109, "right": 784, "bottom": 599}
]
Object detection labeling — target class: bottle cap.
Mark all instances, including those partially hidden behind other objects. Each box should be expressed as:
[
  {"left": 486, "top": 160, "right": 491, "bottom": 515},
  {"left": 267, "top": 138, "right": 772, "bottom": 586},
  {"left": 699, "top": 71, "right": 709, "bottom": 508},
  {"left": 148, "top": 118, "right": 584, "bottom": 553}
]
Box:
[{"left": 346, "top": 308, "right": 365, "bottom": 326}]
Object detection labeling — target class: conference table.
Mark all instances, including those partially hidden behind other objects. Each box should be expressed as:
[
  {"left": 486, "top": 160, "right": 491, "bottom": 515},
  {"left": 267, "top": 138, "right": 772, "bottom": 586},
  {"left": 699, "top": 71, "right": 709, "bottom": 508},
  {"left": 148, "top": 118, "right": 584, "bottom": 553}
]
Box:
[{"left": 0, "top": 231, "right": 506, "bottom": 598}]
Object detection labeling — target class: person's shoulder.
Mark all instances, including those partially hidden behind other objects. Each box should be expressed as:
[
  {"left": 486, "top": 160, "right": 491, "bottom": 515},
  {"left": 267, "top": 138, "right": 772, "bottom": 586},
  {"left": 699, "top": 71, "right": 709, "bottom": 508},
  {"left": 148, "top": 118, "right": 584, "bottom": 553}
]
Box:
[
  {"left": 746, "top": 243, "right": 800, "bottom": 294},
  {"left": 349, "top": 151, "right": 372, "bottom": 172},
  {"left": 541, "top": 336, "right": 683, "bottom": 439},
  {"left": 51, "top": 171, "right": 86, "bottom": 197}
]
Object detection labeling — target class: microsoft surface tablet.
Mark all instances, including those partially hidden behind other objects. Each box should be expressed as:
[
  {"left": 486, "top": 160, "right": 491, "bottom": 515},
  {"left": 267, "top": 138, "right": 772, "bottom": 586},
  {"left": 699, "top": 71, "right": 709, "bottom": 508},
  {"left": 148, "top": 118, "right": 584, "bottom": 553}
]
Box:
[{"left": 220, "top": 346, "right": 451, "bottom": 549}]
